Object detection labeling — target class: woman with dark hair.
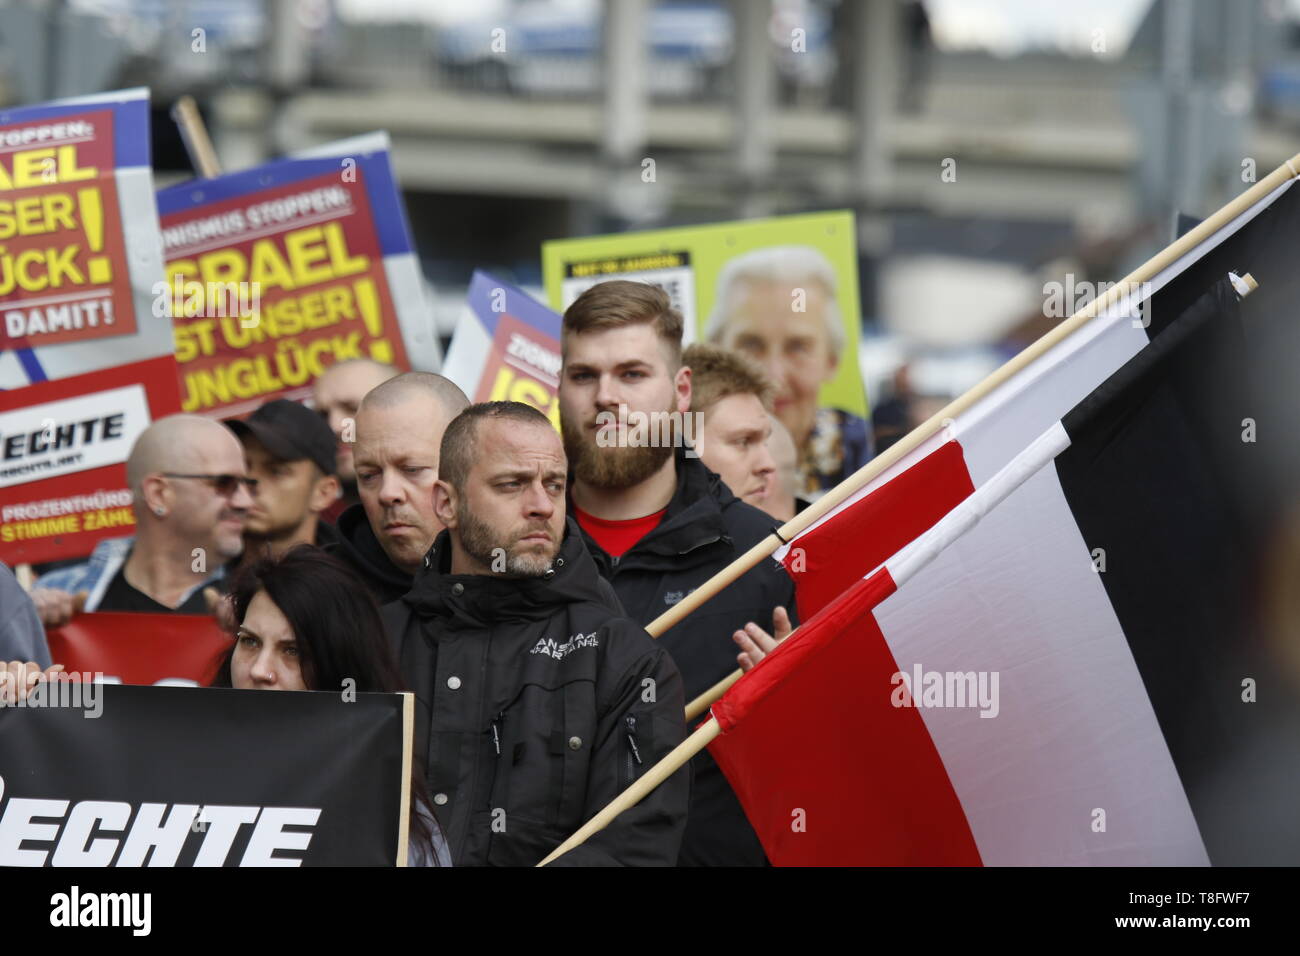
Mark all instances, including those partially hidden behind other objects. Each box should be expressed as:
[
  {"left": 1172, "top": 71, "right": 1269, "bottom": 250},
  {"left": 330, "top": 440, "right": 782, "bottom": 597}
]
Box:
[{"left": 212, "top": 545, "right": 449, "bottom": 867}]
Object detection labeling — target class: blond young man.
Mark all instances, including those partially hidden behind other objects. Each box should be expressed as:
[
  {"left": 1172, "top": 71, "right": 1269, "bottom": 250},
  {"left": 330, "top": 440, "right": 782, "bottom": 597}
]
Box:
[{"left": 558, "top": 280, "right": 796, "bottom": 867}]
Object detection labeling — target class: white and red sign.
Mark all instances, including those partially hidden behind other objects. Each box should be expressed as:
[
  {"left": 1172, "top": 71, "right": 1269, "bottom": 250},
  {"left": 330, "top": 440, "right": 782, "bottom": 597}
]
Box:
[
  {"left": 0, "top": 353, "right": 181, "bottom": 564},
  {"left": 0, "top": 88, "right": 173, "bottom": 388},
  {"left": 443, "top": 271, "right": 562, "bottom": 428}
]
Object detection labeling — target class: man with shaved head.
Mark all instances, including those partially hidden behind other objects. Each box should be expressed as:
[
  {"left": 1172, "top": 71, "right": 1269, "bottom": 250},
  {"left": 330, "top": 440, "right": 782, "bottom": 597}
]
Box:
[
  {"left": 327, "top": 371, "right": 470, "bottom": 603},
  {"left": 381, "top": 401, "right": 689, "bottom": 865},
  {"left": 33, "top": 414, "right": 254, "bottom": 623},
  {"left": 312, "top": 358, "right": 398, "bottom": 522}
]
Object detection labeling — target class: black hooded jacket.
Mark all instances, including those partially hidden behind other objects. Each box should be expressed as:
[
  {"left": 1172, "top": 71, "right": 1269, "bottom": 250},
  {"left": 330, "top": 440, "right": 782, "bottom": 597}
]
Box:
[
  {"left": 325, "top": 502, "right": 414, "bottom": 605},
  {"left": 572, "top": 448, "right": 798, "bottom": 867},
  {"left": 380, "top": 517, "right": 689, "bottom": 866}
]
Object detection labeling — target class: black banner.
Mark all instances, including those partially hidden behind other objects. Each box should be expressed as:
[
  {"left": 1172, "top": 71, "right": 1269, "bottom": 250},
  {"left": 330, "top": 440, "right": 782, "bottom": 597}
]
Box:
[{"left": 0, "top": 683, "right": 410, "bottom": 867}]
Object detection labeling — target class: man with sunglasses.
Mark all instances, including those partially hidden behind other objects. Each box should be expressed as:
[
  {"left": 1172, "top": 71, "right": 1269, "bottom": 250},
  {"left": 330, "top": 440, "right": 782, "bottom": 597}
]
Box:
[{"left": 33, "top": 415, "right": 254, "bottom": 620}]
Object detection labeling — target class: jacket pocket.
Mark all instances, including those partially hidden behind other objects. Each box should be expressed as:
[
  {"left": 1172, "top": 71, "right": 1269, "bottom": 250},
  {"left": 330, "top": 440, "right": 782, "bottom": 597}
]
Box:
[
  {"left": 488, "top": 677, "right": 597, "bottom": 839},
  {"left": 470, "top": 810, "right": 565, "bottom": 867}
]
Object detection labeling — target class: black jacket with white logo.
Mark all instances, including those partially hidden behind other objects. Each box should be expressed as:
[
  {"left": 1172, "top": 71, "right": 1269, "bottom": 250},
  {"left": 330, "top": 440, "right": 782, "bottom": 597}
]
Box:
[
  {"left": 572, "top": 447, "right": 799, "bottom": 867},
  {"left": 381, "top": 517, "right": 689, "bottom": 866}
]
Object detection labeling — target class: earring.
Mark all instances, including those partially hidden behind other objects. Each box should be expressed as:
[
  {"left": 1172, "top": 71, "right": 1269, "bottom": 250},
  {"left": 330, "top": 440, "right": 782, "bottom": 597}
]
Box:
[{"left": 154, "top": 506, "right": 166, "bottom": 516}]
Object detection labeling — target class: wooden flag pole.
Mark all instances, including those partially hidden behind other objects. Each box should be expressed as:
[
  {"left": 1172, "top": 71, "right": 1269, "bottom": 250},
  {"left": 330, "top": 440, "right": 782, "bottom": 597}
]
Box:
[
  {"left": 396, "top": 692, "right": 414, "bottom": 868},
  {"left": 536, "top": 718, "right": 721, "bottom": 866},
  {"left": 644, "top": 151, "right": 1300, "bottom": 641},
  {"left": 685, "top": 670, "right": 745, "bottom": 722},
  {"left": 171, "top": 95, "right": 223, "bottom": 179}
]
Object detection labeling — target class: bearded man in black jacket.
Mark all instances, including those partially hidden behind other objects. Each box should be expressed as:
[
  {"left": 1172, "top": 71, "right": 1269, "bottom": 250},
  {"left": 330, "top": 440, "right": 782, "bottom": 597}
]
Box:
[
  {"left": 381, "top": 401, "right": 689, "bottom": 866},
  {"left": 558, "top": 280, "right": 798, "bottom": 867}
]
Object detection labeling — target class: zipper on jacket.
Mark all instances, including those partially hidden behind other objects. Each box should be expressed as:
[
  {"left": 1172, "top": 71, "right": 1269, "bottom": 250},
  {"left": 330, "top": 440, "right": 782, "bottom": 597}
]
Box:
[
  {"left": 491, "top": 711, "right": 504, "bottom": 757},
  {"left": 625, "top": 714, "right": 642, "bottom": 782}
]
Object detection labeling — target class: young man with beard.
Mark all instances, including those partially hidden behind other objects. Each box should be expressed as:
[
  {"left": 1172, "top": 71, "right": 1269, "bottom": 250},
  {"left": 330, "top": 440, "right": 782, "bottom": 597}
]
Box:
[
  {"left": 381, "top": 402, "right": 688, "bottom": 866},
  {"left": 227, "top": 399, "right": 342, "bottom": 568},
  {"left": 329, "top": 372, "right": 470, "bottom": 603},
  {"left": 311, "top": 358, "right": 397, "bottom": 523},
  {"left": 558, "top": 280, "right": 797, "bottom": 867}
]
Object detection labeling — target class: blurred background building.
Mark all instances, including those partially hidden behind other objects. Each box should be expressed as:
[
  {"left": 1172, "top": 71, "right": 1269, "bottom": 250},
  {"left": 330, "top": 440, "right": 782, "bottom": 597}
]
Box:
[{"left": 2, "top": 0, "right": 1297, "bottom": 438}]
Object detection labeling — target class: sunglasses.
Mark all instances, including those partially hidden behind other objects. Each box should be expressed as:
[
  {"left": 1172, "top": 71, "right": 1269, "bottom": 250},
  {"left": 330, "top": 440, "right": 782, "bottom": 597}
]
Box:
[{"left": 161, "top": 473, "right": 259, "bottom": 497}]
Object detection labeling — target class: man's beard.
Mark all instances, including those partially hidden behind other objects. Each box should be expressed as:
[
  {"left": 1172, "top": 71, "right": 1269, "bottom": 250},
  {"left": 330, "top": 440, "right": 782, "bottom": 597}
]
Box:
[
  {"left": 560, "top": 404, "right": 675, "bottom": 490},
  {"left": 456, "top": 502, "right": 559, "bottom": 578}
]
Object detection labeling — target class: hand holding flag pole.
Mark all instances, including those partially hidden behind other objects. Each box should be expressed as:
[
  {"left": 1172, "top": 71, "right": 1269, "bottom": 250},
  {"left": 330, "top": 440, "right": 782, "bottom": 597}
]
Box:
[{"left": 683, "top": 607, "right": 797, "bottom": 721}]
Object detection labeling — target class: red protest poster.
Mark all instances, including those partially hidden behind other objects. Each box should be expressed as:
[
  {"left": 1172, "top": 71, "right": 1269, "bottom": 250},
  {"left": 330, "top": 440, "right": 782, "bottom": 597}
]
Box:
[
  {"left": 160, "top": 168, "right": 411, "bottom": 419},
  {"left": 444, "top": 271, "right": 563, "bottom": 429},
  {"left": 0, "top": 107, "right": 137, "bottom": 350},
  {"left": 474, "top": 311, "right": 562, "bottom": 424},
  {"left": 0, "top": 354, "right": 182, "bottom": 564},
  {"left": 45, "top": 612, "right": 231, "bottom": 685}
]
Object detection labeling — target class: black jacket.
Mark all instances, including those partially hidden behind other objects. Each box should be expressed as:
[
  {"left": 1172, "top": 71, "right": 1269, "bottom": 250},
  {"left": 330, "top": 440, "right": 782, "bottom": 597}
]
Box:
[
  {"left": 381, "top": 517, "right": 689, "bottom": 866},
  {"left": 573, "top": 448, "right": 798, "bottom": 867},
  {"left": 310, "top": 518, "right": 341, "bottom": 551},
  {"left": 325, "top": 503, "right": 413, "bottom": 605}
]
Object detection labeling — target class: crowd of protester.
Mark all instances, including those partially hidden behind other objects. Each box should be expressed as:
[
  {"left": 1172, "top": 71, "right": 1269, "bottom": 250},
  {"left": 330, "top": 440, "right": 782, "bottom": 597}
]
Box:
[{"left": 0, "top": 279, "right": 842, "bottom": 867}]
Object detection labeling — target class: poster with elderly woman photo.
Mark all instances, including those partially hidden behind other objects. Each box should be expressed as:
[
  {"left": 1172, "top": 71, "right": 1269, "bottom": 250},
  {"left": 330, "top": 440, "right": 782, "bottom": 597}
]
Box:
[{"left": 542, "top": 211, "right": 870, "bottom": 500}]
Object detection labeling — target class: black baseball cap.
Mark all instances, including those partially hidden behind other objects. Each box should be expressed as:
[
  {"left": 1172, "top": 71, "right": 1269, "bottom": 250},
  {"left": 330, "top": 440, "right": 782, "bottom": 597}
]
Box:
[{"left": 228, "top": 399, "right": 337, "bottom": 476}]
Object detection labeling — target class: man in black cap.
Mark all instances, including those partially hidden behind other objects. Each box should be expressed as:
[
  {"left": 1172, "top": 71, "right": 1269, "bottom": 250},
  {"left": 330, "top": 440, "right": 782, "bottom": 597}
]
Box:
[{"left": 227, "top": 399, "right": 342, "bottom": 569}]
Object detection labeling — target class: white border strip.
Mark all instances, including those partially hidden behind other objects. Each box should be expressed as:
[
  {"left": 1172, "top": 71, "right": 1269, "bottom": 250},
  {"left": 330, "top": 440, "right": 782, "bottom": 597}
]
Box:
[{"left": 887, "top": 421, "right": 1072, "bottom": 589}]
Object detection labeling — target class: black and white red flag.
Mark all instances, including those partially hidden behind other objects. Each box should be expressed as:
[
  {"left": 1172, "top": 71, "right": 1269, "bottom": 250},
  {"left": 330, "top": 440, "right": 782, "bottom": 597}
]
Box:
[
  {"left": 775, "top": 177, "right": 1300, "bottom": 620},
  {"left": 712, "top": 196, "right": 1300, "bottom": 865}
]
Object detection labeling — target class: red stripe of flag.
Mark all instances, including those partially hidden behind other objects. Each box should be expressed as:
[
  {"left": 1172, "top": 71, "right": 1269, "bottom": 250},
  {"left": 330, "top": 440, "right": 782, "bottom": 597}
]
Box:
[
  {"left": 782, "top": 440, "right": 975, "bottom": 619},
  {"left": 709, "top": 567, "right": 982, "bottom": 866}
]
